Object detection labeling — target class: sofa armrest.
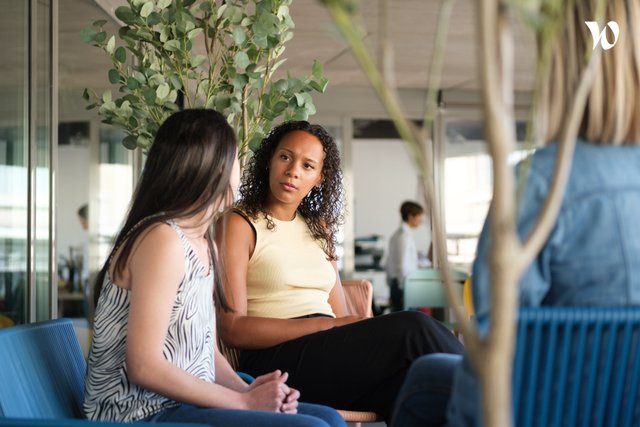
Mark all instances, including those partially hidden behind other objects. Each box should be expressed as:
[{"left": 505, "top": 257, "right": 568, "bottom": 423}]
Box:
[{"left": 0, "top": 418, "right": 208, "bottom": 427}]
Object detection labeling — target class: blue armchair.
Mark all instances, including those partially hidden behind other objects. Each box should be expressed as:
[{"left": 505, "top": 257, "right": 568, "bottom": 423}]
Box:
[
  {"left": 0, "top": 318, "right": 204, "bottom": 427},
  {"left": 513, "top": 307, "right": 640, "bottom": 427}
]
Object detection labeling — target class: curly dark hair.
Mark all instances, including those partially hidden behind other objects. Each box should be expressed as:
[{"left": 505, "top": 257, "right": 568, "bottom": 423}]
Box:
[{"left": 237, "top": 121, "right": 344, "bottom": 260}]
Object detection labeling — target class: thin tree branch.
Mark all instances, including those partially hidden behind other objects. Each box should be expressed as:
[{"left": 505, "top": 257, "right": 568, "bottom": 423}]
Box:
[
  {"left": 323, "top": 1, "right": 425, "bottom": 173},
  {"left": 417, "top": 0, "right": 476, "bottom": 341},
  {"left": 477, "top": 2, "right": 520, "bottom": 426},
  {"left": 521, "top": 48, "right": 601, "bottom": 264}
]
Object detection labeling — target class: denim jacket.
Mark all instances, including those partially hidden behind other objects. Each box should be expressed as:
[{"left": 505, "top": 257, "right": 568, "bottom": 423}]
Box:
[{"left": 447, "top": 140, "right": 640, "bottom": 427}]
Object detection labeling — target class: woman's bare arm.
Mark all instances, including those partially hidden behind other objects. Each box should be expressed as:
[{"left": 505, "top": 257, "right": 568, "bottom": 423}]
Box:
[{"left": 123, "top": 224, "right": 288, "bottom": 411}]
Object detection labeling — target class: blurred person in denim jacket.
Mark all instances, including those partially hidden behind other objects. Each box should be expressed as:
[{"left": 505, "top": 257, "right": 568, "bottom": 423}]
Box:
[{"left": 391, "top": 1, "right": 640, "bottom": 426}]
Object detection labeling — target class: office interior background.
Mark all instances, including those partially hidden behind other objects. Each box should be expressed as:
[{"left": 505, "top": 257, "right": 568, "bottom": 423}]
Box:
[{"left": 0, "top": 0, "right": 538, "bottom": 325}]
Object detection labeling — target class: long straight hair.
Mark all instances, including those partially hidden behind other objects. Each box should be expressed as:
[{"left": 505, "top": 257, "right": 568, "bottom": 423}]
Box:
[
  {"left": 542, "top": 0, "right": 640, "bottom": 145},
  {"left": 94, "top": 109, "right": 236, "bottom": 311}
]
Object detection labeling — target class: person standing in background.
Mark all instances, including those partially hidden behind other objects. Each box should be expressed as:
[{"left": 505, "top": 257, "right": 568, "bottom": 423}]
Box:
[{"left": 385, "top": 201, "right": 425, "bottom": 312}]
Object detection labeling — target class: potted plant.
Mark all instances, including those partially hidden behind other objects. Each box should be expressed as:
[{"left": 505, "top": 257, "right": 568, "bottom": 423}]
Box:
[{"left": 81, "top": 0, "right": 328, "bottom": 163}]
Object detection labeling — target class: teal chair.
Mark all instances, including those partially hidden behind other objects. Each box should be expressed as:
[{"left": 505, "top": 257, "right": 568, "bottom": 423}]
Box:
[
  {"left": 513, "top": 307, "right": 640, "bottom": 427},
  {"left": 402, "top": 268, "right": 467, "bottom": 310},
  {"left": 0, "top": 318, "right": 205, "bottom": 427}
]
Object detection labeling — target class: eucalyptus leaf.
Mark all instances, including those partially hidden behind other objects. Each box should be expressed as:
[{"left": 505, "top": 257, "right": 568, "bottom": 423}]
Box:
[
  {"left": 164, "top": 40, "right": 181, "bottom": 51},
  {"left": 214, "top": 94, "right": 232, "bottom": 110},
  {"left": 249, "top": 134, "right": 264, "bottom": 151},
  {"left": 108, "top": 69, "right": 121, "bottom": 84},
  {"left": 234, "top": 51, "right": 250, "bottom": 70},
  {"left": 191, "top": 54, "right": 207, "bottom": 68},
  {"left": 273, "top": 100, "right": 288, "bottom": 114},
  {"left": 136, "top": 135, "right": 152, "bottom": 150},
  {"left": 305, "top": 102, "right": 316, "bottom": 115},
  {"left": 94, "top": 32, "right": 108, "bottom": 44},
  {"left": 281, "top": 31, "right": 293, "bottom": 43},
  {"left": 146, "top": 12, "right": 162, "bottom": 26},
  {"left": 115, "top": 6, "right": 136, "bottom": 24},
  {"left": 312, "top": 59, "right": 323, "bottom": 80},
  {"left": 233, "top": 27, "right": 247, "bottom": 45},
  {"left": 187, "top": 28, "right": 203, "bottom": 40},
  {"left": 199, "top": 2, "right": 212, "bottom": 13},
  {"left": 157, "top": 0, "right": 172, "bottom": 10},
  {"left": 123, "top": 135, "right": 138, "bottom": 150},
  {"left": 80, "top": 27, "right": 98, "bottom": 44},
  {"left": 140, "top": 2, "right": 154, "bottom": 18},
  {"left": 224, "top": 6, "right": 244, "bottom": 24},
  {"left": 136, "top": 28, "right": 154, "bottom": 41},
  {"left": 143, "top": 88, "right": 157, "bottom": 104},
  {"left": 272, "top": 79, "right": 288, "bottom": 92},
  {"left": 106, "top": 36, "right": 116, "bottom": 54},
  {"left": 310, "top": 79, "right": 328, "bottom": 93},
  {"left": 156, "top": 84, "right": 170, "bottom": 101},
  {"left": 216, "top": 4, "right": 228, "bottom": 19},
  {"left": 160, "top": 26, "right": 170, "bottom": 43},
  {"left": 114, "top": 46, "right": 127, "bottom": 63},
  {"left": 168, "top": 74, "right": 183, "bottom": 90},
  {"left": 127, "top": 77, "right": 140, "bottom": 90},
  {"left": 119, "top": 100, "right": 133, "bottom": 117},
  {"left": 294, "top": 108, "right": 309, "bottom": 121}
]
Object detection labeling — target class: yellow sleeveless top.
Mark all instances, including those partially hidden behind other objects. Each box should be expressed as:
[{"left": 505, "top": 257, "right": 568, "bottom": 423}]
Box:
[{"left": 246, "top": 213, "right": 336, "bottom": 319}]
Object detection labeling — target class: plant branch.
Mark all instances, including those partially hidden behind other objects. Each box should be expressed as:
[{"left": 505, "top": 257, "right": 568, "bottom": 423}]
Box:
[
  {"left": 324, "top": 1, "right": 424, "bottom": 173},
  {"left": 521, "top": 47, "right": 600, "bottom": 265},
  {"left": 240, "top": 84, "right": 250, "bottom": 170},
  {"left": 417, "top": 0, "right": 476, "bottom": 342},
  {"left": 476, "top": 2, "right": 521, "bottom": 427}
]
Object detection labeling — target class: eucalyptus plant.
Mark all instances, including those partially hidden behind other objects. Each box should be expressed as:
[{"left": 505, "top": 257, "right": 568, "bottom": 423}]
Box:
[{"left": 81, "top": 0, "right": 328, "bottom": 160}]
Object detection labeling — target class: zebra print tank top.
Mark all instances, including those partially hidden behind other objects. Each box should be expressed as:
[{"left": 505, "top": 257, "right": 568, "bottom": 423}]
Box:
[{"left": 83, "top": 220, "right": 216, "bottom": 422}]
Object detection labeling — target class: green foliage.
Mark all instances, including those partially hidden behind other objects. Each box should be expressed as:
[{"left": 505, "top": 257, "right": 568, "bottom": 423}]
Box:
[{"left": 82, "top": 0, "right": 328, "bottom": 154}]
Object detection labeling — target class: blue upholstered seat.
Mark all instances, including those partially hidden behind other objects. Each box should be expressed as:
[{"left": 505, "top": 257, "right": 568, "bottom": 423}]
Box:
[
  {"left": 0, "top": 318, "right": 204, "bottom": 427},
  {"left": 513, "top": 307, "right": 640, "bottom": 427}
]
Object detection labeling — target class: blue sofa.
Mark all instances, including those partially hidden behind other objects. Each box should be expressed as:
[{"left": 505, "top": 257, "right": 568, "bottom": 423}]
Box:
[{"left": 0, "top": 318, "right": 205, "bottom": 427}]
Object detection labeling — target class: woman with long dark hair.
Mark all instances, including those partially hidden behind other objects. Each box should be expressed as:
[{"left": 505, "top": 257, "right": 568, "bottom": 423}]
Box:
[
  {"left": 217, "top": 121, "right": 464, "bottom": 422},
  {"left": 84, "top": 109, "right": 345, "bottom": 427}
]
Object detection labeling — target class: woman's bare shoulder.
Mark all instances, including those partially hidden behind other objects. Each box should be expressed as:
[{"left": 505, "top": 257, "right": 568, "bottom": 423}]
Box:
[{"left": 219, "top": 208, "right": 256, "bottom": 236}]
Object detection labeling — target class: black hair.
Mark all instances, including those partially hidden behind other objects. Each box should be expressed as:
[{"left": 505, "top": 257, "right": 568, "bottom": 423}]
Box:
[
  {"left": 400, "top": 201, "right": 424, "bottom": 222},
  {"left": 237, "top": 121, "right": 344, "bottom": 260},
  {"left": 94, "top": 109, "right": 237, "bottom": 311}
]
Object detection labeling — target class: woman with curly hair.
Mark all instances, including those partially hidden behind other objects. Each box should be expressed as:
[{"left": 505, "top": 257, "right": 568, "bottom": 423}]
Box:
[{"left": 217, "top": 120, "right": 463, "bottom": 422}]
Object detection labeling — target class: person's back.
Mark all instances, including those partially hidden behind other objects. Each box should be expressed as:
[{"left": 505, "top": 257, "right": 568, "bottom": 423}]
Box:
[
  {"left": 447, "top": 141, "right": 640, "bottom": 427},
  {"left": 471, "top": 141, "right": 640, "bottom": 317},
  {"left": 84, "top": 220, "right": 216, "bottom": 421},
  {"left": 389, "top": 2, "right": 640, "bottom": 426}
]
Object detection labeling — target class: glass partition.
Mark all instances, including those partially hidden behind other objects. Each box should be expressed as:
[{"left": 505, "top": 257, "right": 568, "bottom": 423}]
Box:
[{"left": 0, "top": 1, "right": 55, "bottom": 325}]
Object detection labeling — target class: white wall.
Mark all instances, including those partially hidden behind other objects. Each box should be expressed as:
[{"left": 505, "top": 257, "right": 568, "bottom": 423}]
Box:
[
  {"left": 352, "top": 138, "right": 432, "bottom": 258},
  {"left": 56, "top": 145, "right": 90, "bottom": 269}
]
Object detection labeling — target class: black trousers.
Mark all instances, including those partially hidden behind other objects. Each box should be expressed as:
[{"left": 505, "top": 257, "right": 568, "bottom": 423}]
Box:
[
  {"left": 239, "top": 311, "right": 464, "bottom": 421},
  {"left": 389, "top": 277, "right": 404, "bottom": 312}
]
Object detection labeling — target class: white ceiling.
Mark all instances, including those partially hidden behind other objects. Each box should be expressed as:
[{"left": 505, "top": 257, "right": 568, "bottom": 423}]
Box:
[{"left": 56, "top": 0, "right": 536, "bottom": 96}]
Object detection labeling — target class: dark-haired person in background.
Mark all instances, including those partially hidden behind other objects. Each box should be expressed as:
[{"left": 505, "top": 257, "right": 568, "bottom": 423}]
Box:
[{"left": 385, "top": 200, "right": 426, "bottom": 312}]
